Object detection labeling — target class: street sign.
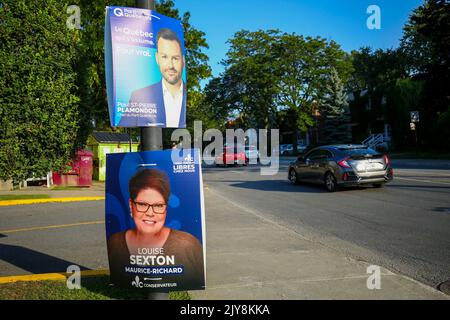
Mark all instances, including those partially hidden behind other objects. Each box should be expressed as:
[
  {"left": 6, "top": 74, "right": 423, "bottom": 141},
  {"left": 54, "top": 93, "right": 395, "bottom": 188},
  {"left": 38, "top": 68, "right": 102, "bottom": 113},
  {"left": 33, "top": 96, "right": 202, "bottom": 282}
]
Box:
[
  {"left": 105, "top": 6, "right": 187, "bottom": 128},
  {"left": 105, "top": 149, "right": 206, "bottom": 292},
  {"left": 410, "top": 111, "right": 420, "bottom": 123}
]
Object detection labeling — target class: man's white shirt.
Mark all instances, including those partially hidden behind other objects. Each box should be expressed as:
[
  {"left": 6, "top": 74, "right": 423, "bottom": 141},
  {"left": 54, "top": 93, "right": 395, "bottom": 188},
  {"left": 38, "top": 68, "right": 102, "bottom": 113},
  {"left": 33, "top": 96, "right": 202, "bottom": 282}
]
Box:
[{"left": 162, "top": 81, "right": 184, "bottom": 128}]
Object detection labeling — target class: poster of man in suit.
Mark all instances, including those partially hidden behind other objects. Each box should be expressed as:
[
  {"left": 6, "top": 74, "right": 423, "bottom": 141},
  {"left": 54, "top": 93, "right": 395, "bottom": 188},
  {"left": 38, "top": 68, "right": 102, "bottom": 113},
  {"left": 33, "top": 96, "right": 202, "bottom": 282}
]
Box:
[{"left": 105, "top": 7, "right": 187, "bottom": 128}]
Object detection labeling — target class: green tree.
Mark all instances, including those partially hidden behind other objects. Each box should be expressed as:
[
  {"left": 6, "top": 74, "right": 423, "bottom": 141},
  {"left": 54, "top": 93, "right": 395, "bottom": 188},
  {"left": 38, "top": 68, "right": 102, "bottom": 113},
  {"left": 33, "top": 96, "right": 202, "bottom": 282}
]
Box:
[
  {"left": 0, "top": 0, "right": 80, "bottom": 184},
  {"left": 204, "top": 30, "right": 352, "bottom": 151},
  {"left": 320, "top": 68, "right": 352, "bottom": 144},
  {"left": 221, "top": 29, "right": 281, "bottom": 129},
  {"left": 385, "top": 79, "right": 423, "bottom": 149},
  {"left": 350, "top": 47, "right": 408, "bottom": 91},
  {"left": 201, "top": 76, "right": 237, "bottom": 131},
  {"left": 275, "top": 33, "right": 352, "bottom": 150},
  {"left": 400, "top": 0, "right": 450, "bottom": 148},
  {"left": 436, "top": 107, "right": 450, "bottom": 149},
  {"left": 348, "top": 47, "right": 410, "bottom": 144}
]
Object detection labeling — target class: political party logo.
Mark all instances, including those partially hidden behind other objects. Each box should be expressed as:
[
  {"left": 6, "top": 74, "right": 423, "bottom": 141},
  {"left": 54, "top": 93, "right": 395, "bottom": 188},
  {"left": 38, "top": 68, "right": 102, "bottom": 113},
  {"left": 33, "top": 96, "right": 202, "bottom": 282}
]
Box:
[
  {"left": 113, "top": 8, "right": 123, "bottom": 17},
  {"left": 132, "top": 276, "right": 144, "bottom": 288},
  {"left": 173, "top": 152, "right": 196, "bottom": 174}
]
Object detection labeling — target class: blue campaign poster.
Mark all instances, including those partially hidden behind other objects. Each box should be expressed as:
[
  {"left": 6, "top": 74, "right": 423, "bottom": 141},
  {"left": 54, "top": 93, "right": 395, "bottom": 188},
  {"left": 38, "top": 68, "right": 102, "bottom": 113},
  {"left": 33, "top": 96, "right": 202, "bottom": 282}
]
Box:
[
  {"left": 104, "top": 6, "right": 187, "bottom": 128},
  {"left": 105, "top": 149, "right": 206, "bottom": 292}
]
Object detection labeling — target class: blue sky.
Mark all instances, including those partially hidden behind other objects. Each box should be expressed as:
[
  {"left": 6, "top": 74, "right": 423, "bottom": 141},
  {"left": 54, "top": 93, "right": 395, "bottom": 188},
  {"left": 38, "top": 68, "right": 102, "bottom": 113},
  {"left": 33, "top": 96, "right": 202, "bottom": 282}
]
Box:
[{"left": 174, "top": 0, "right": 423, "bottom": 77}]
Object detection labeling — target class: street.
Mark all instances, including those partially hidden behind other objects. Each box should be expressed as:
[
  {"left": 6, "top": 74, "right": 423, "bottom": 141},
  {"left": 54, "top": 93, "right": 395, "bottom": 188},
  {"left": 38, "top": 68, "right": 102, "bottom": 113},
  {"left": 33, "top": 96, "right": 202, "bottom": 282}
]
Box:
[
  {"left": 203, "top": 159, "right": 450, "bottom": 289},
  {"left": 1, "top": 158, "right": 449, "bottom": 292}
]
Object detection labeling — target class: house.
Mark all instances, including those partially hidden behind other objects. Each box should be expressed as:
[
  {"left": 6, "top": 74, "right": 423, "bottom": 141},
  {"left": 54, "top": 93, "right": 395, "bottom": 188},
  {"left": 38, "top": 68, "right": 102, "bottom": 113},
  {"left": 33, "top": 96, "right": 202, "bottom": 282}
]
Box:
[{"left": 86, "top": 132, "right": 139, "bottom": 181}]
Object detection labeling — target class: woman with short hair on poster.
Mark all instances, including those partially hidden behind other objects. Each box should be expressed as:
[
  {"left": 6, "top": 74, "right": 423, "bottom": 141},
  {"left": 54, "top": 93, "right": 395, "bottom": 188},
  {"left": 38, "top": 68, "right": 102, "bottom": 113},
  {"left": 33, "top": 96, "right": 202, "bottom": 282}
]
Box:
[{"left": 107, "top": 169, "right": 205, "bottom": 291}]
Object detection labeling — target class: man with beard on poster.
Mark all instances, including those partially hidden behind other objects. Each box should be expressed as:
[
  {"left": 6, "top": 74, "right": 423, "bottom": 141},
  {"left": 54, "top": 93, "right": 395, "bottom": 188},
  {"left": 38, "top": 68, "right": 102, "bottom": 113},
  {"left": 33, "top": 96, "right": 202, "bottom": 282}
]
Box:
[{"left": 121, "top": 27, "right": 186, "bottom": 128}]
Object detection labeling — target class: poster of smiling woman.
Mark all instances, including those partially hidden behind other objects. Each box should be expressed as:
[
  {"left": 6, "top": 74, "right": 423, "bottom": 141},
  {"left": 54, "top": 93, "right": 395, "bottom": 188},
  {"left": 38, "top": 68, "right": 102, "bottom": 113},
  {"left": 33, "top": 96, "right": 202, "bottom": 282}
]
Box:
[
  {"left": 105, "top": 149, "right": 206, "bottom": 292},
  {"left": 105, "top": 6, "right": 187, "bottom": 128}
]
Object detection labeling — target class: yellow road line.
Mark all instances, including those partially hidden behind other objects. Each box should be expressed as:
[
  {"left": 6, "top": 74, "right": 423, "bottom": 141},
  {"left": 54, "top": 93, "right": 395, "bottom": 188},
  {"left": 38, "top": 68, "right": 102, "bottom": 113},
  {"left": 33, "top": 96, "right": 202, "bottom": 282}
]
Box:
[
  {"left": 0, "top": 269, "right": 110, "bottom": 284},
  {"left": 0, "top": 221, "right": 104, "bottom": 234},
  {"left": 0, "top": 197, "right": 105, "bottom": 207}
]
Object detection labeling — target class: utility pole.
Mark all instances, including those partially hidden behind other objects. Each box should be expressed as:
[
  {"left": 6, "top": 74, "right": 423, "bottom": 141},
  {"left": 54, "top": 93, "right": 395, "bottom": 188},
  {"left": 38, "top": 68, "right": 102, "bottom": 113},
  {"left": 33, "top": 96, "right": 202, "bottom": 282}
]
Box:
[
  {"left": 135, "top": 0, "right": 167, "bottom": 301},
  {"left": 136, "top": 0, "right": 163, "bottom": 152}
]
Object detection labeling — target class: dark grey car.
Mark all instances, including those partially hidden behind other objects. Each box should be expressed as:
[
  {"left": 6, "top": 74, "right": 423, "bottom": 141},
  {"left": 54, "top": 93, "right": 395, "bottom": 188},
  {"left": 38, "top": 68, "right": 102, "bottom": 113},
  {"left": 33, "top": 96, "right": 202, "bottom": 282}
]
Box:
[{"left": 288, "top": 145, "right": 393, "bottom": 192}]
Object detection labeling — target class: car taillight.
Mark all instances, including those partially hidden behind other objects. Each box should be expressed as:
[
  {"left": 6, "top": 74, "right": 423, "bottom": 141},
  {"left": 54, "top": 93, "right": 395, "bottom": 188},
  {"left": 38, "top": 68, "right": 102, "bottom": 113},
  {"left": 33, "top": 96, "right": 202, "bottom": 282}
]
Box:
[
  {"left": 338, "top": 157, "right": 351, "bottom": 169},
  {"left": 384, "top": 154, "right": 390, "bottom": 166}
]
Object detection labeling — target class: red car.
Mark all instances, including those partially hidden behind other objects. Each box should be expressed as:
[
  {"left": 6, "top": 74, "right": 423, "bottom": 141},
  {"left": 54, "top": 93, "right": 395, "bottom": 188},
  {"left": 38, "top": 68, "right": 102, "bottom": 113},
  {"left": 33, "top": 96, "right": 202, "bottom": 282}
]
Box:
[{"left": 215, "top": 146, "right": 247, "bottom": 167}]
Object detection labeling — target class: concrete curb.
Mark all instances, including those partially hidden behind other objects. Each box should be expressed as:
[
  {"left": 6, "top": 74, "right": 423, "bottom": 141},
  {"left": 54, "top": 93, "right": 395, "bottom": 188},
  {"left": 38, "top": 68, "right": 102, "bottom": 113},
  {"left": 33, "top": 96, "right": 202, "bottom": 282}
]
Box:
[{"left": 0, "top": 197, "right": 105, "bottom": 207}]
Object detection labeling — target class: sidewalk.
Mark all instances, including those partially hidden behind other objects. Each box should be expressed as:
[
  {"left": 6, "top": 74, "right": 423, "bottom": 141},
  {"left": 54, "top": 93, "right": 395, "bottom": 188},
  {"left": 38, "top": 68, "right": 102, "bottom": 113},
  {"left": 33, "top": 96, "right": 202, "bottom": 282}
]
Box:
[{"left": 191, "top": 186, "right": 449, "bottom": 300}]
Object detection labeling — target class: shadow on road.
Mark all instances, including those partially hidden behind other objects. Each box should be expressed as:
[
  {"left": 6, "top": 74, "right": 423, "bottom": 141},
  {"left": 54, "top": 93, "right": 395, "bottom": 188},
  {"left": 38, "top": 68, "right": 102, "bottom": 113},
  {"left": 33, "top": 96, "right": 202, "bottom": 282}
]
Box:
[
  {"left": 388, "top": 184, "right": 450, "bottom": 193},
  {"left": 203, "top": 166, "right": 286, "bottom": 174},
  {"left": 432, "top": 207, "right": 450, "bottom": 214},
  {"left": 0, "top": 243, "right": 91, "bottom": 274},
  {"left": 207, "top": 178, "right": 378, "bottom": 193},
  {"left": 226, "top": 180, "right": 330, "bottom": 193},
  {"left": 391, "top": 160, "right": 450, "bottom": 170}
]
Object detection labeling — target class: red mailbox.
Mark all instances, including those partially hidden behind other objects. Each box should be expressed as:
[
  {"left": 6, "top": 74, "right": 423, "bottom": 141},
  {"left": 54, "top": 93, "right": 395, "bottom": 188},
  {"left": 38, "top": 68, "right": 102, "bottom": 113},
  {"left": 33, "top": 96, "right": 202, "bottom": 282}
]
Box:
[{"left": 52, "top": 150, "right": 93, "bottom": 187}]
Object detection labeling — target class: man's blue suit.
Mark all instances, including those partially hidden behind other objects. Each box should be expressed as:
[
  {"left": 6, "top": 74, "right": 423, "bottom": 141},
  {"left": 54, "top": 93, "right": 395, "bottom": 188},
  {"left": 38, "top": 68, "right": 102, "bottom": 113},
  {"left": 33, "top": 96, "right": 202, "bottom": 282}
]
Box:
[{"left": 118, "top": 81, "right": 186, "bottom": 128}]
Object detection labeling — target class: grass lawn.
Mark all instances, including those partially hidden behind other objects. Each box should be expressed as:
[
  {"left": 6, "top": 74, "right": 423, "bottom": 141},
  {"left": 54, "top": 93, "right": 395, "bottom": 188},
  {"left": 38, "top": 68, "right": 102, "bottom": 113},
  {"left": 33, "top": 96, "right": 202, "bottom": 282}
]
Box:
[
  {"left": 50, "top": 186, "right": 90, "bottom": 191},
  {"left": 0, "top": 194, "right": 51, "bottom": 201},
  {"left": 0, "top": 276, "right": 190, "bottom": 300}
]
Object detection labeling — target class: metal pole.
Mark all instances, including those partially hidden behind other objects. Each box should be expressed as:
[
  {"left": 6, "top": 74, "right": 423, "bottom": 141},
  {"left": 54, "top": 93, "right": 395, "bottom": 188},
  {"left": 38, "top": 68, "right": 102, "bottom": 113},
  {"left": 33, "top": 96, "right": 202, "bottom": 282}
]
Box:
[
  {"left": 135, "top": 0, "right": 168, "bottom": 301},
  {"left": 128, "top": 128, "right": 132, "bottom": 153},
  {"left": 136, "top": 0, "right": 163, "bottom": 152}
]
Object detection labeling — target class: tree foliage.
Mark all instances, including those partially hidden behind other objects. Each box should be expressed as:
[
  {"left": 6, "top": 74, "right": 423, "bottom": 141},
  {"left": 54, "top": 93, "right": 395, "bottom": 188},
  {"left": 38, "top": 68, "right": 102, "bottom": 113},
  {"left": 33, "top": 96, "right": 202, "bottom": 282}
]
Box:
[
  {"left": 223, "top": 29, "right": 281, "bottom": 129},
  {"left": 349, "top": 47, "right": 409, "bottom": 93},
  {"left": 400, "top": 0, "right": 450, "bottom": 148},
  {"left": 276, "top": 34, "right": 352, "bottom": 132},
  {"left": 319, "top": 68, "right": 352, "bottom": 145},
  {"left": 348, "top": 47, "right": 413, "bottom": 144},
  {"left": 203, "top": 30, "right": 352, "bottom": 136},
  {"left": 0, "top": 0, "right": 80, "bottom": 184}
]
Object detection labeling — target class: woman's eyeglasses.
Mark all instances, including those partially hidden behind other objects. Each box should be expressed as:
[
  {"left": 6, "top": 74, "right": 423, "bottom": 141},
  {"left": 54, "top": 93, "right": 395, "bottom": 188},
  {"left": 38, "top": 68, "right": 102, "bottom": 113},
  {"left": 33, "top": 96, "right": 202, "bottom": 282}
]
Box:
[{"left": 133, "top": 201, "right": 167, "bottom": 215}]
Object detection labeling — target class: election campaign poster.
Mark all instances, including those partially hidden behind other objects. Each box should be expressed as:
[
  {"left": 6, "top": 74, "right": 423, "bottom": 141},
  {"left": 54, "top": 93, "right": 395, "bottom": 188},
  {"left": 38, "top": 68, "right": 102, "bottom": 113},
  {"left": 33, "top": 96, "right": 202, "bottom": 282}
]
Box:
[
  {"left": 105, "top": 6, "right": 187, "bottom": 128},
  {"left": 105, "top": 149, "right": 206, "bottom": 292}
]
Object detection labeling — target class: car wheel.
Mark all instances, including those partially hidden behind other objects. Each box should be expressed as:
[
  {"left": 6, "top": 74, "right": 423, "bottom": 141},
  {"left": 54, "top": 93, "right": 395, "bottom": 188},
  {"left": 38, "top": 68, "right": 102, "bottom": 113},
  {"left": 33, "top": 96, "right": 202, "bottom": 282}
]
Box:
[
  {"left": 289, "top": 169, "right": 299, "bottom": 185},
  {"left": 373, "top": 183, "right": 384, "bottom": 188},
  {"left": 324, "top": 172, "right": 338, "bottom": 192}
]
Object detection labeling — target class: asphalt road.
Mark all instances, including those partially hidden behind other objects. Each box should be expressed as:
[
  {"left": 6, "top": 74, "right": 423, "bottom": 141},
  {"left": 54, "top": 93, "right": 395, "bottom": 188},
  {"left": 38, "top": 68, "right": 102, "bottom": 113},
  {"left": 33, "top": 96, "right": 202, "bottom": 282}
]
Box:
[
  {"left": 202, "top": 159, "right": 450, "bottom": 289},
  {"left": 0, "top": 201, "right": 107, "bottom": 275},
  {"left": 0, "top": 158, "right": 449, "bottom": 290}
]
